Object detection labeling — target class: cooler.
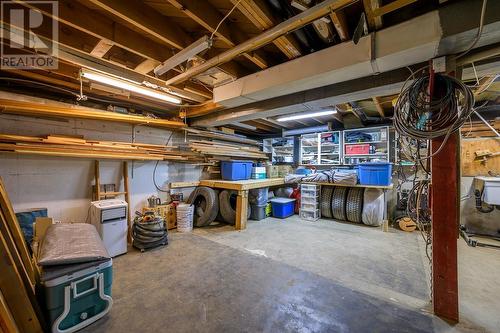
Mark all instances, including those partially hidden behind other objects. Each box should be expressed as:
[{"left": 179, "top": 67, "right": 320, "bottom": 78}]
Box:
[{"left": 40, "top": 259, "right": 113, "bottom": 333}]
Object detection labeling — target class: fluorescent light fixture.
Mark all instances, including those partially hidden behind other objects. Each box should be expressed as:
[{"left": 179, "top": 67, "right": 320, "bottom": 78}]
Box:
[
  {"left": 81, "top": 70, "right": 181, "bottom": 104},
  {"left": 277, "top": 109, "right": 337, "bottom": 122},
  {"left": 154, "top": 36, "right": 212, "bottom": 76}
]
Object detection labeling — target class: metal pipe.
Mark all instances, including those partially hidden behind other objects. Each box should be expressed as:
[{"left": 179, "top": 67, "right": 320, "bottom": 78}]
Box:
[
  {"left": 164, "top": 0, "right": 357, "bottom": 85},
  {"left": 282, "top": 124, "right": 330, "bottom": 136}
]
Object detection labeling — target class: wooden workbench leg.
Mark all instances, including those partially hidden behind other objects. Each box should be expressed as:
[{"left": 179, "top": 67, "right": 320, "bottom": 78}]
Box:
[
  {"left": 123, "top": 161, "right": 132, "bottom": 243},
  {"left": 235, "top": 190, "right": 248, "bottom": 230},
  {"left": 382, "top": 189, "right": 389, "bottom": 232},
  {"left": 94, "top": 160, "right": 100, "bottom": 201}
]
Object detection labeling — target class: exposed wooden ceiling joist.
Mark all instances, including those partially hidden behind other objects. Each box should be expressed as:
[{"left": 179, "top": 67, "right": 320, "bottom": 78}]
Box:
[
  {"left": 14, "top": 0, "right": 210, "bottom": 101},
  {"left": 231, "top": 0, "right": 302, "bottom": 60},
  {"left": 362, "top": 0, "right": 382, "bottom": 30},
  {"left": 372, "top": 96, "right": 385, "bottom": 117},
  {"left": 85, "top": 0, "right": 250, "bottom": 79},
  {"left": 166, "top": 0, "right": 271, "bottom": 69},
  {"left": 330, "top": 9, "right": 350, "bottom": 42},
  {"left": 85, "top": 0, "right": 190, "bottom": 50},
  {"left": 0, "top": 20, "right": 207, "bottom": 104},
  {"left": 165, "top": 0, "right": 357, "bottom": 85}
]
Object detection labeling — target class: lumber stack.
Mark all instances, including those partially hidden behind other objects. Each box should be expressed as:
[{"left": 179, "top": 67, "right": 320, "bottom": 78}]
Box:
[
  {"left": 189, "top": 140, "right": 268, "bottom": 160},
  {"left": 0, "top": 177, "right": 44, "bottom": 331},
  {"left": 0, "top": 134, "right": 189, "bottom": 161}
]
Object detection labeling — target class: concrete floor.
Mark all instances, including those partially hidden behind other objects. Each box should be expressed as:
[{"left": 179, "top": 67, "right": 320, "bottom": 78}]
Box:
[{"left": 81, "top": 216, "right": 500, "bottom": 333}]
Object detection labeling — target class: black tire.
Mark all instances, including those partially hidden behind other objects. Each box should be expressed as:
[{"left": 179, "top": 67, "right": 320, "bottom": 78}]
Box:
[
  {"left": 320, "top": 186, "right": 334, "bottom": 218},
  {"left": 219, "top": 190, "right": 251, "bottom": 225},
  {"left": 331, "top": 187, "right": 348, "bottom": 221},
  {"left": 187, "top": 186, "right": 219, "bottom": 227},
  {"left": 346, "top": 188, "right": 364, "bottom": 223}
]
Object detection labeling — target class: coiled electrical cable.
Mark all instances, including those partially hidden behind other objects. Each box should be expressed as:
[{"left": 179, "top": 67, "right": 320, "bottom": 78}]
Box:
[{"left": 394, "top": 73, "right": 475, "bottom": 158}]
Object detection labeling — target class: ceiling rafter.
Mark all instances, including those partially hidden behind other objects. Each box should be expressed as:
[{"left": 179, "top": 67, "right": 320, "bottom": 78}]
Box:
[
  {"left": 166, "top": 0, "right": 270, "bottom": 69},
  {"left": 13, "top": 0, "right": 209, "bottom": 100},
  {"left": 85, "top": 0, "right": 254, "bottom": 79},
  {"left": 230, "top": 0, "right": 302, "bottom": 60},
  {"left": 362, "top": 0, "right": 382, "bottom": 30},
  {"left": 372, "top": 97, "right": 385, "bottom": 117}
]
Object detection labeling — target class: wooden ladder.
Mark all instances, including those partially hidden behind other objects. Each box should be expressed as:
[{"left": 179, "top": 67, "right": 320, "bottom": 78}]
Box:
[{"left": 93, "top": 160, "right": 132, "bottom": 242}]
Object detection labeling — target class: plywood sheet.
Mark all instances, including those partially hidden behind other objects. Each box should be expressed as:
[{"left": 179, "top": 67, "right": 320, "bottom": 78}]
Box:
[{"left": 461, "top": 138, "right": 500, "bottom": 176}]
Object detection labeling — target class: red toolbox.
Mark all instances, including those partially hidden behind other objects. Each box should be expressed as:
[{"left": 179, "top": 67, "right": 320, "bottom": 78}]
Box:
[{"left": 345, "top": 144, "right": 370, "bottom": 155}]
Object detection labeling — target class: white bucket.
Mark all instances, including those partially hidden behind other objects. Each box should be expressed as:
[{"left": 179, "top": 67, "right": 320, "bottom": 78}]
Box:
[{"left": 176, "top": 203, "right": 194, "bottom": 232}]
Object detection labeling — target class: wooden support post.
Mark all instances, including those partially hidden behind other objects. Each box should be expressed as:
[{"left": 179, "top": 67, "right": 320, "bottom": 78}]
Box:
[
  {"left": 94, "top": 160, "right": 101, "bottom": 201},
  {"left": 430, "top": 69, "right": 459, "bottom": 322},
  {"left": 431, "top": 133, "right": 459, "bottom": 322},
  {"left": 123, "top": 161, "right": 132, "bottom": 243},
  {"left": 235, "top": 190, "right": 248, "bottom": 230}
]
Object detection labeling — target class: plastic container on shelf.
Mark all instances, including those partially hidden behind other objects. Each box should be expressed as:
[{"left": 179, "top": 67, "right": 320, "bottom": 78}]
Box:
[
  {"left": 249, "top": 188, "right": 269, "bottom": 205},
  {"left": 300, "top": 202, "right": 318, "bottom": 212},
  {"left": 300, "top": 196, "right": 318, "bottom": 205},
  {"left": 345, "top": 144, "right": 370, "bottom": 155},
  {"left": 300, "top": 209, "right": 320, "bottom": 221},
  {"left": 220, "top": 160, "right": 253, "bottom": 180},
  {"left": 359, "top": 162, "right": 392, "bottom": 186},
  {"left": 269, "top": 198, "right": 295, "bottom": 218}
]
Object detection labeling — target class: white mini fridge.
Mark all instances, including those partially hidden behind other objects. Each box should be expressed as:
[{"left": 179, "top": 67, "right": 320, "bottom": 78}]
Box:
[{"left": 90, "top": 199, "right": 128, "bottom": 257}]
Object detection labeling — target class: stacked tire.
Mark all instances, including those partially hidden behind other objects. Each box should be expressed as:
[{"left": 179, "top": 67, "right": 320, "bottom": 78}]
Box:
[{"left": 320, "top": 186, "right": 364, "bottom": 223}]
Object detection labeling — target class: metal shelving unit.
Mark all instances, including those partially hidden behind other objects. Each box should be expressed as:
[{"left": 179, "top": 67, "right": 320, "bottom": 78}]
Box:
[
  {"left": 263, "top": 137, "right": 294, "bottom": 164},
  {"left": 300, "top": 131, "right": 341, "bottom": 166},
  {"left": 342, "top": 126, "right": 389, "bottom": 165}
]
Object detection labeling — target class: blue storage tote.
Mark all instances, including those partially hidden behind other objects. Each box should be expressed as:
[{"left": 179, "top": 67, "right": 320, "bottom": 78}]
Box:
[
  {"left": 270, "top": 198, "right": 295, "bottom": 218},
  {"left": 359, "top": 162, "right": 392, "bottom": 186},
  {"left": 221, "top": 160, "right": 253, "bottom": 180}
]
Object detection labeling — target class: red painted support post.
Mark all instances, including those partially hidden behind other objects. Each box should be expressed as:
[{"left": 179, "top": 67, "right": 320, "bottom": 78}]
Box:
[{"left": 430, "top": 70, "right": 459, "bottom": 322}]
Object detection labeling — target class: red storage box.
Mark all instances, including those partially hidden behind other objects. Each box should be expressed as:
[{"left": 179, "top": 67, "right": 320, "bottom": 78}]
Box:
[{"left": 345, "top": 144, "right": 370, "bottom": 155}]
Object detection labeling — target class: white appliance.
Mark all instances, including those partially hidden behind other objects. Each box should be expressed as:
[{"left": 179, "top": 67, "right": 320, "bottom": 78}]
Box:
[{"left": 90, "top": 199, "right": 128, "bottom": 257}]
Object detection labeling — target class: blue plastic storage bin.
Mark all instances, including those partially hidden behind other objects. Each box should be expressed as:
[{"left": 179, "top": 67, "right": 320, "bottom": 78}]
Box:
[
  {"left": 359, "top": 162, "right": 392, "bottom": 186},
  {"left": 221, "top": 160, "right": 253, "bottom": 180},
  {"left": 270, "top": 198, "right": 295, "bottom": 218}
]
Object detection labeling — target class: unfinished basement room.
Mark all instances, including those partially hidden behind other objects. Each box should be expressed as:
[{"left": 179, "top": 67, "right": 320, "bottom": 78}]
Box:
[{"left": 1, "top": 0, "right": 500, "bottom": 332}]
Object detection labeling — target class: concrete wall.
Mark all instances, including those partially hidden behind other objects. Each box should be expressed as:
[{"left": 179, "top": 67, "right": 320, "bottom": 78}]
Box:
[
  {"left": 460, "top": 177, "right": 500, "bottom": 237},
  {"left": 0, "top": 114, "right": 202, "bottom": 222}
]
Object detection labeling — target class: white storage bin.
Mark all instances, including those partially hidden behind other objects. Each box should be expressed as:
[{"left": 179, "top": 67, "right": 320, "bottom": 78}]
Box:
[{"left": 300, "top": 209, "right": 320, "bottom": 221}]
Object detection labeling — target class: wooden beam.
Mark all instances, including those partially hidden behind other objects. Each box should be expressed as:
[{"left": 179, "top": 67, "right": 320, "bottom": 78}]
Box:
[
  {"left": 430, "top": 69, "right": 459, "bottom": 322},
  {"left": 372, "top": 97, "right": 385, "bottom": 117},
  {"left": 0, "top": 18, "right": 207, "bottom": 103},
  {"left": 90, "top": 39, "right": 114, "bottom": 58},
  {"left": 0, "top": 95, "right": 186, "bottom": 130},
  {"left": 186, "top": 101, "right": 225, "bottom": 118},
  {"left": 232, "top": 0, "right": 302, "bottom": 60},
  {"left": 86, "top": 0, "right": 189, "bottom": 50},
  {"left": 134, "top": 59, "right": 160, "bottom": 75},
  {"left": 372, "top": 0, "right": 418, "bottom": 17},
  {"left": 166, "top": 0, "right": 270, "bottom": 69},
  {"left": 0, "top": 231, "right": 43, "bottom": 333},
  {"left": 166, "top": 0, "right": 356, "bottom": 85},
  {"left": 330, "top": 9, "right": 350, "bottom": 42},
  {"left": 363, "top": 0, "right": 382, "bottom": 30}
]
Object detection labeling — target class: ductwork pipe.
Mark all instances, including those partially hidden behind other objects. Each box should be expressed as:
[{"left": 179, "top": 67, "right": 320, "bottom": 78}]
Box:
[{"left": 282, "top": 124, "right": 330, "bottom": 136}]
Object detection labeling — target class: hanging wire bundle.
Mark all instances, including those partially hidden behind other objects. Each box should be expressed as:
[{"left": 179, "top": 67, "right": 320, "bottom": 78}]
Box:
[{"left": 394, "top": 73, "right": 475, "bottom": 157}]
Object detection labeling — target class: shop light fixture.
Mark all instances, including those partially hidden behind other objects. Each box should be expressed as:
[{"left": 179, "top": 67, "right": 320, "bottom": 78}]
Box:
[
  {"left": 80, "top": 70, "right": 181, "bottom": 104},
  {"left": 276, "top": 109, "right": 337, "bottom": 122}
]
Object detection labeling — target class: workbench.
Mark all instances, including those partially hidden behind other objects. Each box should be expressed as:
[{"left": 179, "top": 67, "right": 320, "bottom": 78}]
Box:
[{"left": 170, "top": 178, "right": 286, "bottom": 230}]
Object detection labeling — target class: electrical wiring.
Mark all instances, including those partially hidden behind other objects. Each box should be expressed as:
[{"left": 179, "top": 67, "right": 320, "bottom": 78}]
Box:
[
  {"left": 152, "top": 132, "right": 174, "bottom": 193},
  {"left": 456, "top": 0, "right": 488, "bottom": 60},
  {"left": 210, "top": 0, "right": 242, "bottom": 41},
  {"left": 394, "top": 73, "right": 475, "bottom": 160}
]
